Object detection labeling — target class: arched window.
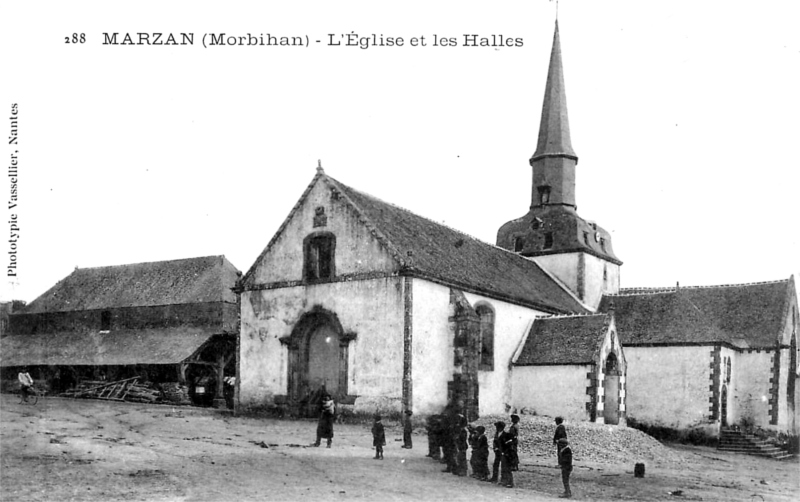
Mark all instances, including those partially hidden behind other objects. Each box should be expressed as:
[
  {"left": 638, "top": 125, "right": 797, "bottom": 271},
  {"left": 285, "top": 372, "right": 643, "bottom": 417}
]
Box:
[
  {"left": 304, "top": 233, "right": 336, "bottom": 282},
  {"left": 604, "top": 352, "right": 619, "bottom": 376},
  {"left": 476, "top": 304, "right": 494, "bottom": 371}
]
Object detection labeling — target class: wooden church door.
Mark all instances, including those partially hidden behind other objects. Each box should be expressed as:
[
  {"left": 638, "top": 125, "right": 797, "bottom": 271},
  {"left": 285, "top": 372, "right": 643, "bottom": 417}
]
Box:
[{"left": 307, "top": 324, "right": 341, "bottom": 396}]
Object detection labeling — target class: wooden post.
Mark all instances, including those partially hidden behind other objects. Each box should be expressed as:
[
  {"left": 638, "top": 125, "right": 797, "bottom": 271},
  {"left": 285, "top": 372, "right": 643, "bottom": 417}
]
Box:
[{"left": 213, "top": 350, "right": 226, "bottom": 409}]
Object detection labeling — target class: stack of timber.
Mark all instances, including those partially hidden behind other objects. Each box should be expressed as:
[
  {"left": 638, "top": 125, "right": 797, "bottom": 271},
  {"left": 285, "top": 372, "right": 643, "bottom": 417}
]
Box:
[
  {"left": 60, "top": 376, "right": 163, "bottom": 404},
  {"left": 160, "top": 382, "right": 191, "bottom": 405}
]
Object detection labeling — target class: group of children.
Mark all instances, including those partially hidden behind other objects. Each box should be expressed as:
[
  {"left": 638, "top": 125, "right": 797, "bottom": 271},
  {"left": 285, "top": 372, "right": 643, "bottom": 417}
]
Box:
[{"left": 370, "top": 410, "right": 573, "bottom": 499}]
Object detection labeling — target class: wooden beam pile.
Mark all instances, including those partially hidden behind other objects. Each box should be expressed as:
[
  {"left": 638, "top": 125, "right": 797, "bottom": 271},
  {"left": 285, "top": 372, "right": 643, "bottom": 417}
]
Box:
[{"left": 60, "top": 376, "right": 163, "bottom": 403}]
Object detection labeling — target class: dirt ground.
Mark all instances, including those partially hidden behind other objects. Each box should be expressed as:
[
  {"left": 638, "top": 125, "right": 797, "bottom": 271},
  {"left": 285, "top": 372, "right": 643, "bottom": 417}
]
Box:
[{"left": 1, "top": 395, "right": 798, "bottom": 502}]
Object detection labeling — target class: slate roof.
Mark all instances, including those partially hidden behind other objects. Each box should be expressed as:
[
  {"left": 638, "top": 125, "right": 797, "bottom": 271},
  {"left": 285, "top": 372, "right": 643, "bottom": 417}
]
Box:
[
  {"left": 325, "top": 175, "right": 588, "bottom": 314},
  {"left": 598, "top": 278, "right": 796, "bottom": 348},
  {"left": 515, "top": 314, "right": 610, "bottom": 365},
  {"left": 0, "top": 327, "right": 218, "bottom": 367},
  {"left": 23, "top": 256, "right": 240, "bottom": 313}
]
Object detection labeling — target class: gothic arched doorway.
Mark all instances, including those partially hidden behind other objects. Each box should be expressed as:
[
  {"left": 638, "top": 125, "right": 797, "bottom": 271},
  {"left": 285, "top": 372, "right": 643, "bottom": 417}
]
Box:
[
  {"left": 283, "top": 308, "right": 355, "bottom": 416},
  {"left": 307, "top": 324, "right": 341, "bottom": 395},
  {"left": 603, "top": 353, "right": 620, "bottom": 425}
]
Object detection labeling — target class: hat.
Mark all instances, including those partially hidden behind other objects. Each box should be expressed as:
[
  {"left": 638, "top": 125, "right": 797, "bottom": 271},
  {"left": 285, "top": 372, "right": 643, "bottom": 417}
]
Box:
[
  {"left": 476, "top": 425, "right": 486, "bottom": 434},
  {"left": 510, "top": 414, "right": 520, "bottom": 422},
  {"left": 555, "top": 416, "right": 564, "bottom": 424},
  {"left": 494, "top": 421, "right": 506, "bottom": 430},
  {"left": 374, "top": 414, "right": 382, "bottom": 421}
]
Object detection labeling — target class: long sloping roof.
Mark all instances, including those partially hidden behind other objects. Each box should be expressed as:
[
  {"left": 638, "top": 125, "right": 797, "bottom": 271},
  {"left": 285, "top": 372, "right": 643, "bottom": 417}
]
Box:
[
  {"left": 24, "top": 256, "right": 239, "bottom": 313},
  {"left": 325, "top": 175, "right": 587, "bottom": 314},
  {"left": 0, "top": 327, "right": 218, "bottom": 367},
  {"left": 598, "top": 278, "right": 795, "bottom": 348},
  {"left": 515, "top": 314, "right": 609, "bottom": 365}
]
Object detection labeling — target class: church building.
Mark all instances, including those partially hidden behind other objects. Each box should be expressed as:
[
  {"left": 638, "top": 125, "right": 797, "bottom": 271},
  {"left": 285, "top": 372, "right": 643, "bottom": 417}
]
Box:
[
  {"left": 237, "top": 22, "right": 627, "bottom": 423},
  {"left": 237, "top": 22, "right": 798, "bottom": 436}
]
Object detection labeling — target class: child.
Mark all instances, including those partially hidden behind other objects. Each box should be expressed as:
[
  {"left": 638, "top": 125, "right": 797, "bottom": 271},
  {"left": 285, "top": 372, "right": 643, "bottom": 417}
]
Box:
[
  {"left": 470, "top": 425, "right": 490, "bottom": 481},
  {"left": 402, "top": 409, "right": 413, "bottom": 449},
  {"left": 557, "top": 437, "right": 573, "bottom": 498},
  {"left": 372, "top": 414, "right": 386, "bottom": 460}
]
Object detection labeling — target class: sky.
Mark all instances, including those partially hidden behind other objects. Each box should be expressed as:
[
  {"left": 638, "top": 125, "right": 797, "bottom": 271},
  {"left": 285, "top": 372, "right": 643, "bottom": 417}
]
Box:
[{"left": 1, "top": 0, "right": 799, "bottom": 303}]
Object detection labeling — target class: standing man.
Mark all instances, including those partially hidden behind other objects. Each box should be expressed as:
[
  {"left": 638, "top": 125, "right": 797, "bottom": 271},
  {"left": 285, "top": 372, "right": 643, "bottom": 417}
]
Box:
[
  {"left": 18, "top": 367, "right": 33, "bottom": 402},
  {"left": 557, "top": 438, "right": 573, "bottom": 498},
  {"left": 499, "top": 422, "right": 515, "bottom": 488},
  {"left": 486, "top": 421, "right": 504, "bottom": 483},
  {"left": 553, "top": 416, "right": 567, "bottom": 464},
  {"left": 509, "top": 413, "right": 520, "bottom": 471},
  {"left": 314, "top": 394, "right": 336, "bottom": 448}
]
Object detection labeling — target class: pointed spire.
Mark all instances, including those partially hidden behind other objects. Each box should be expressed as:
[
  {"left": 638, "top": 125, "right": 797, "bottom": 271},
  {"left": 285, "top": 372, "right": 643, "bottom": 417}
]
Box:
[
  {"left": 531, "top": 21, "right": 577, "bottom": 164},
  {"left": 316, "top": 159, "right": 324, "bottom": 174}
]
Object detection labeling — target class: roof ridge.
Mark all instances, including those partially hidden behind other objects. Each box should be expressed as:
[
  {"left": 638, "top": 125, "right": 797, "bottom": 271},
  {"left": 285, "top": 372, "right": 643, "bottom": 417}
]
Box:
[
  {"left": 329, "top": 176, "right": 587, "bottom": 274},
  {"left": 73, "top": 255, "right": 224, "bottom": 272},
  {"left": 618, "top": 278, "right": 790, "bottom": 295},
  {"left": 241, "top": 171, "right": 325, "bottom": 285},
  {"left": 539, "top": 312, "right": 607, "bottom": 320}
]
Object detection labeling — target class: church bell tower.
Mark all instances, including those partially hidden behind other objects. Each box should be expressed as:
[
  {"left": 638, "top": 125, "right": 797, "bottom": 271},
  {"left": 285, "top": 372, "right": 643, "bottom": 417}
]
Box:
[{"left": 497, "top": 22, "right": 622, "bottom": 310}]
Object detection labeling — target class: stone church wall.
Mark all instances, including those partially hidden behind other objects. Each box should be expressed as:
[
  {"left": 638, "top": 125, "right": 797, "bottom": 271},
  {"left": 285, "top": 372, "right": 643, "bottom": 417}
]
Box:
[
  {"left": 248, "top": 179, "right": 397, "bottom": 286},
  {"left": 239, "top": 277, "right": 405, "bottom": 410},
  {"left": 511, "top": 365, "right": 592, "bottom": 421},
  {"left": 735, "top": 349, "right": 776, "bottom": 431},
  {"left": 462, "top": 291, "right": 543, "bottom": 416},
  {"left": 625, "top": 346, "right": 711, "bottom": 430}
]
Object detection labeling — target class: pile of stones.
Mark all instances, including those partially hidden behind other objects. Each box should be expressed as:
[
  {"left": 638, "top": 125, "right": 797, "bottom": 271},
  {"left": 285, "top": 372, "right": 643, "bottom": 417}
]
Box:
[{"left": 473, "top": 414, "right": 695, "bottom": 466}]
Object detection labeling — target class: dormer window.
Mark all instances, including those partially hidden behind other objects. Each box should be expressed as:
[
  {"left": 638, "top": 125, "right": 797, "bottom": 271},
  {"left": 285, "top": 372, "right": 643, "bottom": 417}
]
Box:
[
  {"left": 304, "top": 233, "right": 336, "bottom": 281},
  {"left": 538, "top": 186, "right": 551, "bottom": 205},
  {"left": 513, "top": 236, "right": 524, "bottom": 252}
]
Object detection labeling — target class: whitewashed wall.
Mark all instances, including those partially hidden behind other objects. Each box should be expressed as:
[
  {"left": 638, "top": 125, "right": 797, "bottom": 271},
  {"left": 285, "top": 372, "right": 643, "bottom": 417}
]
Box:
[
  {"left": 625, "top": 346, "right": 711, "bottom": 429},
  {"left": 240, "top": 277, "right": 406, "bottom": 408},
  {"left": 511, "top": 365, "right": 592, "bottom": 421}
]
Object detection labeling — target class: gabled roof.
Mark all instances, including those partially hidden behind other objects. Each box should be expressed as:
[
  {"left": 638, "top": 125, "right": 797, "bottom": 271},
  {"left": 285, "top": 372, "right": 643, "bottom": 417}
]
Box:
[
  {"left": 23, "top": 256, "right": 240, "bottom": 313},
  {"left": 242, "top": 170, "right": 588, "bottom": 315},
  {"left": 327, "top": 176, "right": 588, "bottom": 314},
  {"left": 0, "top": 327, "right": 218, "bottom": 367},
  {"left": 599, "top": 278, "right": 796, "bottom": 348},
  {"left": 515, "top": 314, "right": 610, "bottom": 365}
]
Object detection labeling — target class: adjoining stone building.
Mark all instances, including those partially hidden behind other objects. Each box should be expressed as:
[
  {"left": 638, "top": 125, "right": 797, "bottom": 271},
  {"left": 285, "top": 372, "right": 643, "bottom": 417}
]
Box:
[
  {"left": 598, "top": 279, "right": 798, "bottom": 435},
  {"left": 0, "top": 256, "right": 240, "bottom": 408},
  {"left": 512, "top": 311, "right": 626, "bottom": 425}
]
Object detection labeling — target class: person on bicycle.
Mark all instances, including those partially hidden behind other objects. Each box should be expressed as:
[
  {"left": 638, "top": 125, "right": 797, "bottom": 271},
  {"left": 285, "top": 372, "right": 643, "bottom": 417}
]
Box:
[{"left": 18, "top": 367, "right": 34, "bottom": 402}]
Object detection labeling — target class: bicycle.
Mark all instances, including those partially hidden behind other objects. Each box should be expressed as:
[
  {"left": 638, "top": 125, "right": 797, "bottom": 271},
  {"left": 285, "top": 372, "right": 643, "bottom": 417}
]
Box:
[{"left": 18, "top": 386, "right": 41, "bottom": 405}]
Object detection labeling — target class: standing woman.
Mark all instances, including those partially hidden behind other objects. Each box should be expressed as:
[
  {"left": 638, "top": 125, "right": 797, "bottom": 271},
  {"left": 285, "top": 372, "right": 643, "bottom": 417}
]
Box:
[{"left": 314, "top": 394, "right": 336, "bottom": 448}]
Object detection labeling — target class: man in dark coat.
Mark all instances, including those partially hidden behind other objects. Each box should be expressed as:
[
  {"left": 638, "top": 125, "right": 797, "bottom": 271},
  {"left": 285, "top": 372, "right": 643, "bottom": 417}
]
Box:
[
  {"left": 486, "top": 421, "right": 504, "bottom": 483},
  {"left": 508, "top": 413, "right": 520, "bottom": 471},
  {"left": 426, "top": 414, "right": 443, "bottom": 460},
  {"left": 557, "top": 437, "right": 573, "bottom": 498},
  {"left": 454, "top": 414, "right": 469, "bottom": 476},
  {"left": 314, "top": 394, "right": 335, "bottom": 448},
  {"left": 498, "top": 425, "right": 515, "bottom": 488},
  {"left": 372, "top": 414, "right": 386, "bottom": 460},
  {"left": 553, "top": 416, "right": 567, "bottom": 464},
  {"left": 470, "top": 425, "right": 490, "bottom": 480}
]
